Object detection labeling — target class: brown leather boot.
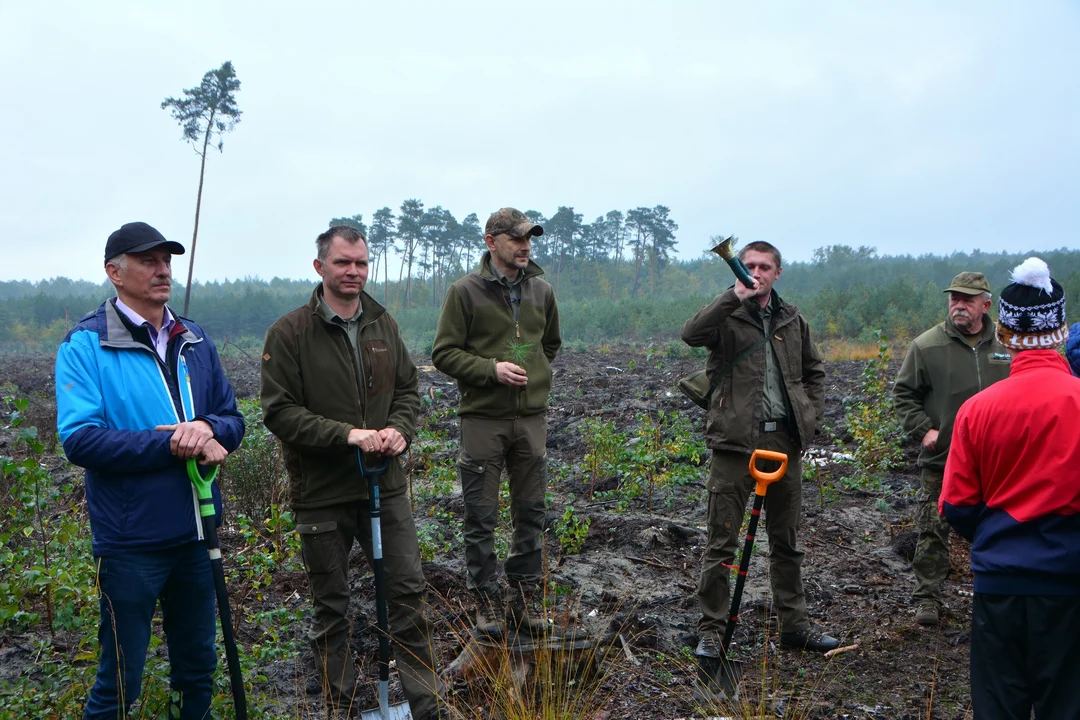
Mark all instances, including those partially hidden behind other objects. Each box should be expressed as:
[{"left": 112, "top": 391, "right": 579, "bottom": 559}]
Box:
[
  {"left": 505, "top": 584, "right": 586, "bottom": 642},
  {"left": 472, "top": 587, "right": 506, "bottom": 638}
]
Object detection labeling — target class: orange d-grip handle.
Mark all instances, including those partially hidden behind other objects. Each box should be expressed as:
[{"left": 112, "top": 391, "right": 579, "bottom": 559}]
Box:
[{"left": 749, "top": 449, "right": 789, "bottom": 496}]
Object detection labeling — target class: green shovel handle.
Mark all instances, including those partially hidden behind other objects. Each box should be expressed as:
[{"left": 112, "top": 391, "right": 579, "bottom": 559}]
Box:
[{"left": 186, "top": 459, "right": 219, "bottom": 518}]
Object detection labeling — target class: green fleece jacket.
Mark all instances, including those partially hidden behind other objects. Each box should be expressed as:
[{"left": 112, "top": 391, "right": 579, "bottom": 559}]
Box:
[
  {"left": 681, "top": 288, "right": 825, "bottom": 453},
  {"left": 260, "top": 286, "right": 421, "bottom": 507},
  {"left": 431, "top": 253, "right": 561, "bottom": 418},
  {"left": 893, "top": 315, "right": 1011, "bottom": 471}
]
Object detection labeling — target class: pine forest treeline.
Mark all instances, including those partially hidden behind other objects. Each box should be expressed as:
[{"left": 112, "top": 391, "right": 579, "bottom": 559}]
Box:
[
  {"left": 2, "top": 200, "right": 1079, "bottom": 354},
  {"left": 325, "top": 202, "right": 680, "bottom": 308}
]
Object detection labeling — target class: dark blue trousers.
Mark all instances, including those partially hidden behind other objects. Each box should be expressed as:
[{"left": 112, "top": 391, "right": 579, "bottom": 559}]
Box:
[{"left": 84, "top": 541, "right": 217, "bottom": 720}]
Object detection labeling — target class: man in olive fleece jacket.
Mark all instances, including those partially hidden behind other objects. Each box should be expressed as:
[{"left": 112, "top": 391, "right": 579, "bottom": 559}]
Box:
[
  {"left": 260, "top": 226, "right": 441, "bottom": 719},
  {"left": 431, "top": 207, "right": 564, "bottom": 637},
  {"left": 893, "top": 271, "right": 1011, "bottom": 627}
]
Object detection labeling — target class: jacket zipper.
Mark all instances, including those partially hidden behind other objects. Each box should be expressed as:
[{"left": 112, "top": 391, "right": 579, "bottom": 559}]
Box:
[
  {"left": 494, "top": 283, "right": 522, "bottom": 414},
  {"left": 135, "top": 338, "right": 206, "bottom": 541},
  {"left": 174, "top": 340, "right": 206, "bottom": 540},
  {"left": 348, "top": 318, "right": 379, "bottom": 429},
  {"left": 971, "top": 345, "right": 983, "bottom": 390}
]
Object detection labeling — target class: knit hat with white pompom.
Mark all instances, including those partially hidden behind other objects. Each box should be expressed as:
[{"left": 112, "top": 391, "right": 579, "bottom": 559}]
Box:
[{"left": 996, "top": 257, "right": 1068, "bottom": 350}]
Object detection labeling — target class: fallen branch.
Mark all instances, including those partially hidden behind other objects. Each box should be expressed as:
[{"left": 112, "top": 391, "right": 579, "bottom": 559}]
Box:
[
  {"left": 625, "top": 555, "right": 672, "bottom": 571},
  {"left": 803, "top": 536, "right": 868, "bottom": 557},
  {"left": 824, "top": 643, "right": 860, "bottom": 659}
]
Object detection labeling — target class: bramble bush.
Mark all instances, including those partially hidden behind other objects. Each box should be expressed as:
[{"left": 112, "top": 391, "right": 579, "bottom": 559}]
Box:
[
  {"left": 584, "top": 410, "right": 705, "bottom": 512},
  {"left": 554, "top": 502, "right": 590, "bottom": 556},
  {"left": 409, "top": 406, "right": 457, "bottom": 505},
  {"left": 838, "top": 329, "right": 905, "bottom": 493},
  {"left": 219, "top": 397, "right": 286, "bottom": 527}
]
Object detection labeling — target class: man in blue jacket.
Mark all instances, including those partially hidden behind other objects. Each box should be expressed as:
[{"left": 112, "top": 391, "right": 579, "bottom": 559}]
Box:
[
  {"left": 55, "top": 222, "right": 245, "bottom": 720},
  {"left": 1068, "top": 322, "right": 1080, "bottom": 376}
]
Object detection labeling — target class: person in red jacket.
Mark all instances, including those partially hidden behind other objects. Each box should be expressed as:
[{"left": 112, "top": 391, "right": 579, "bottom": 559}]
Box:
[{"left": 941, "top": 257, "right": 1080, "bottom": 719}]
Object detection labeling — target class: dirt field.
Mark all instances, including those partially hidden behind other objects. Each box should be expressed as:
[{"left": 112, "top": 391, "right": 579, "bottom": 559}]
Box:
[{"left": 0, "top": 347, "right": 975, "bottom": 719}]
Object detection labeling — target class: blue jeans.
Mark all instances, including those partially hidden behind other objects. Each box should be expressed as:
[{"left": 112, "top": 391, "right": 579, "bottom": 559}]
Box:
[{"left": 84, "top": 542, "right": 217, "bottom": 720}]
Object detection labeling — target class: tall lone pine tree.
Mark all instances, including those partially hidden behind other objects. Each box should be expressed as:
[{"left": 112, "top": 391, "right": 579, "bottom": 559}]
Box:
[{"left": 161, "top": 61, "right": 242, "bottom": 315}]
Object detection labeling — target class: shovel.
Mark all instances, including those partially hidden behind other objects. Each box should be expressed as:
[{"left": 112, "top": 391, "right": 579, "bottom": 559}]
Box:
[
  {"left": 698, "top": 448, "right": 789, "bottom": 699},
  {"left": 187, "top": 459, "right": 248, "bottom": 720},
  {"left": 356, "top": 451, "right": 413, "bottom": 720}
]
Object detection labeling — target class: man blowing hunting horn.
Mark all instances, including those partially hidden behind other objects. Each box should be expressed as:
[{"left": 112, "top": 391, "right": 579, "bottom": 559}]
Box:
[{"left": 681, "top": 239, "right": 841, "bottom": 659}]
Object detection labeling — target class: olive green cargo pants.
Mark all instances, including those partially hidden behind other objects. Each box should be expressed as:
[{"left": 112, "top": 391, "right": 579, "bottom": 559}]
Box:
[
  {"left": 458, "top": 414, "right": 547, "bottom": 597},
  {"left": 698, "top": 428, "right": 810, "bottom": 638},
  {"left": 295, "top": 493, "right": 441, "bottom": 718},
  {"left": 912, "top": 468, "right": 951, "bottom": 607}
]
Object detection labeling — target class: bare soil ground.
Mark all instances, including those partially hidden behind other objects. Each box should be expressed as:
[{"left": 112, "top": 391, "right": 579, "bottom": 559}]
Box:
[{"left": 0, "top": 347, "right": 975, "bottom": 719}]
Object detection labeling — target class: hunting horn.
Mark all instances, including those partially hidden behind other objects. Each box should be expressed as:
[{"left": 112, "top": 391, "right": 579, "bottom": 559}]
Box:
[{"left": 710, "top": 235, "right": 755, "bottom": 288}]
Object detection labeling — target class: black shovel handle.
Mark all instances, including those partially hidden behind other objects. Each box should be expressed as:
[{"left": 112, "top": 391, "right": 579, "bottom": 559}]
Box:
[
  {"left": 201, "top": 516, "right": 248, "bottom": 720},
  {"left": 721, "top": 450, "right": 789, "bottom": 654},
  {"left": 188, "top": 460, "right": 247, "bottom": 720},
  {"left": 358, "top": 452, "right": 392, "bottom": 689},
  {"left": 722, "top": 493, "right": 763, "bottom": 653}
]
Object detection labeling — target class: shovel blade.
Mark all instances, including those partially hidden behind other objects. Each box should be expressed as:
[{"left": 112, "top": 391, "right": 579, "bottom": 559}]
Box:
[
  {"left": 696, "top": 653, "right": 743, "bottom": 701},
  {"left": 359, "top": 701, "right": 413, "bottom": 720}
]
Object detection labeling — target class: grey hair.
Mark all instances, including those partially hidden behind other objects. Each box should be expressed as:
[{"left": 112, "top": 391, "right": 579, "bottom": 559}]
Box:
[
  {"left": 316, "top": 225, "right": 367, "bottom": 263},
  {"left": 106, "top": 254, "right": 128, "bottom": 271}
]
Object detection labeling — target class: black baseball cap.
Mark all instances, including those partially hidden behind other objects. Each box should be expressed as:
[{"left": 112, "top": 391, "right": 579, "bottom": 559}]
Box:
[{"left": 104, "top": 222, "right": 185, "bottom": 266}]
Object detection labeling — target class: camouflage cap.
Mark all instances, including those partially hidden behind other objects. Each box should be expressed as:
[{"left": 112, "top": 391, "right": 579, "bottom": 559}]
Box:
[
  {"left": 943, "top": 271, "right": 991, "bottom": 296},
  {"left": 485, "top": 208, "right": 544, "bottom": 238}
]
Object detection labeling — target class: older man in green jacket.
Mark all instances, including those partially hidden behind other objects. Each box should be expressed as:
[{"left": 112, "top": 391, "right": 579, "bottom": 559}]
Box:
[
  {"left": 894, "top": 271, "right": 1011, "bottom": 627},
  {"left": 260, "top": 225, "right": 441, "bottom": 719},
  {"left": 683, "top": 240, "right": 838, "bottom": 659}
]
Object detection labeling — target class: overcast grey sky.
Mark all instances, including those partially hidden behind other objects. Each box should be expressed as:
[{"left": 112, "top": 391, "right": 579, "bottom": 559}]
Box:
[{"left": 1, "top": 1, "right": 1077, "bottom": 284}]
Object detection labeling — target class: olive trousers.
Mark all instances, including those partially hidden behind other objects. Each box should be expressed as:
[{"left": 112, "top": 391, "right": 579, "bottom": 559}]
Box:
[
  {"left": 697, "top": 429, "right": 809, "bottom": 638},
  {"left": 296, "top": 493, "right": 441, "bottom": 718}
]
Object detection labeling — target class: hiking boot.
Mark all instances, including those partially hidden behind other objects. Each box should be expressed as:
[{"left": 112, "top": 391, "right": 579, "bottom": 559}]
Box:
[
  {"left": 472, "top": 587, "right": 506, "bottom": 638},
  {"left": 915, "top": 603, "right": 940, "bottom": 627},
  {"left": 695, "top": 631, "right": 722, "bottom": 658},
  {"left": 473, "top": 587, "right": 504, "bottom": 626},
  {"left": 779, "top": 628, "right": 841, "bottom": 653},
  {"left": 505, "top": 584, "right": 587, "bottom": 642}
]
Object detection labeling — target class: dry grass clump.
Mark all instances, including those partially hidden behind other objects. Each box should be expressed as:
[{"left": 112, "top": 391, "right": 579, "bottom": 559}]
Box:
[{"left": 820, "top": 340, "right": 893, "bottom": 362}]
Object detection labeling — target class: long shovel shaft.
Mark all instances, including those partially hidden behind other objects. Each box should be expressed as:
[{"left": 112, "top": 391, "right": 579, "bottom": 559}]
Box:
[
  {"left": 370, "top": 485, "right": 390, "bottom": 715},
  {"left": 360, "top": 451, "right": 392, "bottom": 720},
  {"left": 203, "top": 517, "right": 248, "bottom": 720},
  {"left": 720, "top": 450, "right": 789, "bottom": 654},
  {"left": 188, "top": 460, "right": 248, "bottom": 720},
  {"left": 722, "top": 495, "right": 763, "bottom": 652}
]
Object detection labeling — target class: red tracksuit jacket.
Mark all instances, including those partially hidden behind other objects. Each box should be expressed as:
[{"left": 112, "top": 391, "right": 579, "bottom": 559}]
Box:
[{"left": 941, "top": 350, "right": 1080, "bottom": 595}]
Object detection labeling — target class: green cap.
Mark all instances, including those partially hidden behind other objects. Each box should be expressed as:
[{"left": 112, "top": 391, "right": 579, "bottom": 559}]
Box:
[
  {"left": 943, "top": 271, "right": 991, "bottom": 295},
  {"left": 485, "top": 208, "right": 544, "bottom": 238}
]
